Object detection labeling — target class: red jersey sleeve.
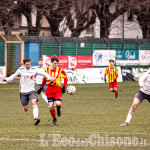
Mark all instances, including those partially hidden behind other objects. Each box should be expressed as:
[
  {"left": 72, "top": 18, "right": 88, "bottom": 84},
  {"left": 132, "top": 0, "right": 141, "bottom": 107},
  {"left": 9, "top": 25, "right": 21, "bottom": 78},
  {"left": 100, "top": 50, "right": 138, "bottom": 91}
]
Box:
[
  {"left": 41, "top": 78, "right": 46, "bottom": 88},
  {"left": 104, "top": 67, "right": 108, "bottom": 78},
  {"left": 60, "top": 69, "right": 67, "bottom": 87}
]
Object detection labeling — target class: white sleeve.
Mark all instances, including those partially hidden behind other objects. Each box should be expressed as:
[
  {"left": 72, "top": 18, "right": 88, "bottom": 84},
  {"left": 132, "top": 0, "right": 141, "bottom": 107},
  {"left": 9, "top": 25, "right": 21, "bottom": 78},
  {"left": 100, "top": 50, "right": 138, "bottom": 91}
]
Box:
[
  {"left": 36, "top": 70, "right": 51, "bottom": 80},
  {"left": 6, "top": 69, "right": 20, "bottom": 82},
  {"left": 139, "top": 72, "right": 148, "bottom": 87}
]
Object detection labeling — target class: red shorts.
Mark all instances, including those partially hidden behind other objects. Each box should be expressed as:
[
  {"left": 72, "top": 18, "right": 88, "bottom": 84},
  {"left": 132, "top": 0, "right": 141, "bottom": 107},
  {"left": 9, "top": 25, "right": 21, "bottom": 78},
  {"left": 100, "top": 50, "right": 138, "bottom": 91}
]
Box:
[
  {"left": 109, "top": 82, "right": 117, "bottom": 89},
  {"left": 46, "top": 86, "right": 62, "bottom": 101}
]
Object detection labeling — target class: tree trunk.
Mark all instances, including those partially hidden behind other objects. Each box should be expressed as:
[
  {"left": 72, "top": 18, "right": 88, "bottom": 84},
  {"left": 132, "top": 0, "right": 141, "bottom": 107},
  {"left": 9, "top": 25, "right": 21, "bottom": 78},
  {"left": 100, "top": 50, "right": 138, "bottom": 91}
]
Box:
[
  {"left": 47, "top": 18, "right": 61, "bottom": 36},
  {"left": 35, "top": 14, "right": 42, "bottom": 36},
  {"left": 100, "top": 19, "right": 111, "bottom": 38},
  {"left": 141, "top": 25, "right": 150, "bottom": 38}
]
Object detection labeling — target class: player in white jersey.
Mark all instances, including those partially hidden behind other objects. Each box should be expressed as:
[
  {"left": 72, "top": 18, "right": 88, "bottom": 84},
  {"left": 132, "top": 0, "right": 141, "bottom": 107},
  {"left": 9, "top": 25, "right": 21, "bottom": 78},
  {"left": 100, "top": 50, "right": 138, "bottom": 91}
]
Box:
[
  {"left": 120, "top": 70, "right": 150, "bottom": 126},
  {"left": 3, "top": 58, "right": 52, "bottom": 125},
  {"left": 35, "top": 59, "right": 56, "bottom": 107},
  {"left": 35, "top": 59, "right": 49, "bottom": 105}
]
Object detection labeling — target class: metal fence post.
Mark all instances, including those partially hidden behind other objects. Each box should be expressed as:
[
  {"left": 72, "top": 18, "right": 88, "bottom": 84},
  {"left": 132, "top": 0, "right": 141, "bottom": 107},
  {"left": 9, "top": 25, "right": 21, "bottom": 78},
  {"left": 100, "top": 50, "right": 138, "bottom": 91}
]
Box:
[
  {"left": 41, "top": 42, "right": 44, "bottom": 56},
  {"left": 72, "top": 37, "right": 77, "bottom": 56},
  {"left": 104, "top": 38, "right": 109, "bottom": 49},
  {"left": 55, "top": 37, "right": 61, "bottom": 56}
]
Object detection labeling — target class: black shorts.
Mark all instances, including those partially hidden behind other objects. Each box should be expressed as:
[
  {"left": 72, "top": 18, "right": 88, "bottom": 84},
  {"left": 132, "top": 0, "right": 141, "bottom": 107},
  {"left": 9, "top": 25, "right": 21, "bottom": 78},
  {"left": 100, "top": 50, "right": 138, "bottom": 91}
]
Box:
[
  {"left": 135, "top": 90, "right": 150, "bottom": 103},
  {"left": 20, "top": 91, "right": 39, "bottom": 106},
  {"left": 37, "top": 84, "right": 47, "bottom": 93},
  {"left": 48, "top": 98, "right": 61, "bottom": 103}
]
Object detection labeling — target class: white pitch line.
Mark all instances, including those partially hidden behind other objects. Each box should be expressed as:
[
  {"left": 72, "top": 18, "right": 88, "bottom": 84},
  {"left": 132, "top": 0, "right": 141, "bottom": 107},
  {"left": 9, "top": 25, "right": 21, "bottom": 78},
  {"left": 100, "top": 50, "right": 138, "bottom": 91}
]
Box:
[{"left": 0, "top": 137, "right": 41, "bottom": 142}]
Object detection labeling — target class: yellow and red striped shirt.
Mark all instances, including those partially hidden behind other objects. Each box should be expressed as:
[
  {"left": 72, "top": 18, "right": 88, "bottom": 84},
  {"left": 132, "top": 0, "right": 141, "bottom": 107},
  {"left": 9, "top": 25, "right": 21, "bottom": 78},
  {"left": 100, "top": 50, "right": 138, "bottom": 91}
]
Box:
[
  {"left": 44, "top": 66, "right": 67, "bottom": 87},
  {"left": 104, "top": 66, "right": 118, "bottom": 83}
]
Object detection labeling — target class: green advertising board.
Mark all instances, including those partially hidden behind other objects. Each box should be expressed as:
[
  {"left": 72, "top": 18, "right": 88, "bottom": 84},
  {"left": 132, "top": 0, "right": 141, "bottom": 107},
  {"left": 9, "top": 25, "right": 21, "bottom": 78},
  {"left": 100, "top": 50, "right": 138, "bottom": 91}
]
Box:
[
  {"left": 116, "top": 50, "right": 139, "bottom": 66},
  {"left": 116, "top": 50, "right": 139, "bottom": 60}
]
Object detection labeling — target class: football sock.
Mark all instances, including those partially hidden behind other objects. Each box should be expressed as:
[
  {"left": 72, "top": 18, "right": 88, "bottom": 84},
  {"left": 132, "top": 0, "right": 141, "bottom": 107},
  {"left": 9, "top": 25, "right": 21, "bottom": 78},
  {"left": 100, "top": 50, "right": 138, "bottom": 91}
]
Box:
[
  {"left": 125, "top": 113, "right": 132, "bottom": 124},
  {"left": 115, "top": 90, "right": 118, "bottom": 98},
  {"left": 57, "top": 106, "right": 61, "bottom": 109},
  {"left": 50, "top": 109, "right": 56, "bottom": 119},
  {"left": 41, "top": 94, "right": 48, "bottom": 104},
  {"left": 32, "top": 105, "right": 39, "bottom": 119}
]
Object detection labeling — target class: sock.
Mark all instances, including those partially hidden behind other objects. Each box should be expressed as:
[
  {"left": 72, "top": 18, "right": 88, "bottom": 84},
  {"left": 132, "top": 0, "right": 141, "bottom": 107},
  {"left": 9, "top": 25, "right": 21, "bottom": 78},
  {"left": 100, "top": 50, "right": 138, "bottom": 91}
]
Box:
[
  {"left": 50, "top": 109, "right": 56, "bottom": 119},
  {"left": 125, "top": 113, "right": 132, "bottom": 124},
  {"left": 32, "top": 105, "right": 39, "bottom": 119},
  {"left": 57, "top": 106, "right": 61, "bottom": 109},
  {"left": 41, "top": 94, "right": 48, "bottom": 104},
  {"left": 115, "top": 90, "right": 118, "bottom": 98}
]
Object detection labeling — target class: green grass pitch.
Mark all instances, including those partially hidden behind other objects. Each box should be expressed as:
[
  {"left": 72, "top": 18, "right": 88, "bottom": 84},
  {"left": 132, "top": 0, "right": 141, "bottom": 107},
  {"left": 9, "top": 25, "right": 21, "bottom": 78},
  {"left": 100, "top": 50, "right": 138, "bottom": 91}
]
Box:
[{"left": 0, "top": 82, "right": 149, "bottom": 150}]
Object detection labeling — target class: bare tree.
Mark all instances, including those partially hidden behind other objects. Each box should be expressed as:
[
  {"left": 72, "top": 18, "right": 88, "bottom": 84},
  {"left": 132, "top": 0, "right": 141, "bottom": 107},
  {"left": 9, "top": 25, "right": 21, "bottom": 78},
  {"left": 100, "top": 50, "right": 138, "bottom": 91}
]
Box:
[
  {"left": 0, "top": 0, "right": 19, "bottom": 34},
  {"left": 0, "top": 0, "right": 150, "bottom": 38},
  {"left": 66, "top": 0, "right": 96, "bottom": 37},
  {"left": 91, "top": 0, "right": 131, "bottom": 38},
  {"left": 131, "top": 0, "right": 150, "bottom": 38}
]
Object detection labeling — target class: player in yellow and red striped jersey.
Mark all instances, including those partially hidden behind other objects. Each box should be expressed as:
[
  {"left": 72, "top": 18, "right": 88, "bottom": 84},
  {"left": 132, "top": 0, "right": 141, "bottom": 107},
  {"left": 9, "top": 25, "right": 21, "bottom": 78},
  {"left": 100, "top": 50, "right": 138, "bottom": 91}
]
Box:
[
  {"left": 37, "top": 55, "right": 67, "bottom": 125},
  {"left": 104, "top": 60, "right": 119, "bottom": 100}
]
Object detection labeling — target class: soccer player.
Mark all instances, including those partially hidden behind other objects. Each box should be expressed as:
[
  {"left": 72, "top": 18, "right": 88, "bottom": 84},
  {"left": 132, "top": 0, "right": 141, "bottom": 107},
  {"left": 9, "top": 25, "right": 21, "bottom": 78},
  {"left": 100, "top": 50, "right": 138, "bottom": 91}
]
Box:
[
  {"left": 120, "top": 70, "right": 150, "bottom": 126},
  {"left": 37, "top": 55, "right": 67, "bottom": 125},
  {"left": 35, "top": 58, "right": 49, "bottom": 105},
  {"left": 3, "top": 58, "right": 52, "bottom": 125},
  {"left": 104, "top": 60, "right": 119, "bottom": 100}
]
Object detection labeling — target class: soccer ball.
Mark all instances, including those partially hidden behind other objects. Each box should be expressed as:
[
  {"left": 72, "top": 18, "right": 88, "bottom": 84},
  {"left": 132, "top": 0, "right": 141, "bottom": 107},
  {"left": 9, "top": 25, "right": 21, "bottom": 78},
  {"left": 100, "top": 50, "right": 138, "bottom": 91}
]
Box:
[{"left": 67, "top": 85, "right": 76, "bottom": 95}]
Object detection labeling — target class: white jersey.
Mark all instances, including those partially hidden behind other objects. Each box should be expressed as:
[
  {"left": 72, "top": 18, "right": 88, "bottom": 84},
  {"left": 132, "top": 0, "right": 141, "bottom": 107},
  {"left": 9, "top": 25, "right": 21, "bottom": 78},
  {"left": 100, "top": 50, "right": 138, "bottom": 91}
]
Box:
[
  {"left": 6, "top": 66, "right": 51, "bottom": 93},
  {"left": 35, "top": 66, "right": 45, "bottom": 84},
  {"left": 139, "top": 71, "right": 150, "bottom": 95}
]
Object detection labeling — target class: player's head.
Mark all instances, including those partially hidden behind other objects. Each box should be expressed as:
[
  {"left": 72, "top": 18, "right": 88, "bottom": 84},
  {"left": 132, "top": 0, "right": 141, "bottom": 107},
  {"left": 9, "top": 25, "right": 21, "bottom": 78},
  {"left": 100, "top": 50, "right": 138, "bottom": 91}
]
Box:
[
  {"left": 109, "top": 59, "right": 114, "bottom": 67},
  {"left": 38, "top": 58, "right": 43, "bottom": 67},
  {"left": 23, "top": 58, "right": 31, "bottom": 69},
  {"left": 51, "top": 55, "right": 59, "bottom": 69}
]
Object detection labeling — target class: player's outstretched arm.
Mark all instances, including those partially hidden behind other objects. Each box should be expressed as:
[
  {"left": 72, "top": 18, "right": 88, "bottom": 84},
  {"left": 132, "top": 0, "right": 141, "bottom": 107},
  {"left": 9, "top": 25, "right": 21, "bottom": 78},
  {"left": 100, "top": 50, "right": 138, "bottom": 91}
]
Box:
[
  {"left": 3, "top": 69, "right": 20, "bottom": 83},
  {"left": 36, "top": 70, "right": 52, "bottom": 81}
]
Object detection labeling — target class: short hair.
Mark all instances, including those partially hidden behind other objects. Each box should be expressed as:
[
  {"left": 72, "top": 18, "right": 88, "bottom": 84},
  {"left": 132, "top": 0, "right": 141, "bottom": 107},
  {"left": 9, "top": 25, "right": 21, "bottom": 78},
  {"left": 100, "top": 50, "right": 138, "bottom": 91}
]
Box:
[
  {"left": 51, "top": 55, "right": 59, "bottom": 62},
  {"left": 39, "top": 58, "right": 43, "bottom": 61},
  {"left": 109, "top": 59, "right": 114, "bottom": 63},
  {"left": 23, "top": 58, "right": 31, "bottom": 64}
]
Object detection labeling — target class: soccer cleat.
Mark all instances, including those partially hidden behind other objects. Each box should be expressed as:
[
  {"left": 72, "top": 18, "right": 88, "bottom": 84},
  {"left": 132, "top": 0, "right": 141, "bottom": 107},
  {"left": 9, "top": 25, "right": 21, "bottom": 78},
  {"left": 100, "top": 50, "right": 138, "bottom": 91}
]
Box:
[
  {"left": 116, "top": 98, "right": 118, "bottom": 101},
  {"left": 34, "top": 119, "right": 40, "bottom": 125},
  {"left": 57, "top": 106, "right": 61, "bottom": 117},
  {"left": 52, "top": 118, "right": 57, "bottom": 125},
  {"left": 120, "top": 122, "right": 128, "bottom": 127}
]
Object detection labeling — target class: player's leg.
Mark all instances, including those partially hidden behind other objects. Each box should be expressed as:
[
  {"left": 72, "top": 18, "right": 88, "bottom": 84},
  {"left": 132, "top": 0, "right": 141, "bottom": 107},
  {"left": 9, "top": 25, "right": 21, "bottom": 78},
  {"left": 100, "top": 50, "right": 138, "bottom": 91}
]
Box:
[
  {"left": 40, "top": 91, "right": 48, "bottom": 104},
  {"left": 109, "top": 82, "right": 118, "bottom": 100},
  {"left": 31, "top": 99, "right": 40, "bottom": 125},
  {"left": 120, "top": 91, "right": 143, "bottom": 126},
  {"left": 55, "top": 88, "right": 62, "bottom": 117},
  {"left": 114, "top": 87, "right": 118, "bottom": 100},
  {"left": 55, "top": 100, "right": 62, "bottom": 117},
  {"left": 37, "top": 84, "right": 48, "bottom": 104},
  {"left": 20, "top": 93, "right": 29, "bottom": 111},
  {"left": 23, "top": 105, "right": 28, "bottom": 111},
  {"left": 48, "top": 97, "right": 57, "bottom": 125},
  {"left": 29, "top": 91, "right": 40, "bottom": 125}
]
